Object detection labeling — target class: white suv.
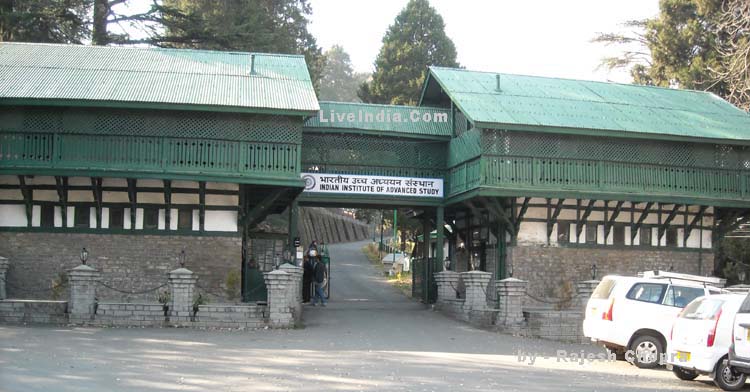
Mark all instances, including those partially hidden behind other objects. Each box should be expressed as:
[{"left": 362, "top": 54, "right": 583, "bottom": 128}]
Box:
[{"left": 583, "top": 272, "right": 723, "bottom": 368}]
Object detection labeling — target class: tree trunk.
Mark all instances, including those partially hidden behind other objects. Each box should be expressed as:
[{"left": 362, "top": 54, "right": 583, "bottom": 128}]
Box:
[{"left": 92, "top": 0, "right": 109, "bottom": 45}]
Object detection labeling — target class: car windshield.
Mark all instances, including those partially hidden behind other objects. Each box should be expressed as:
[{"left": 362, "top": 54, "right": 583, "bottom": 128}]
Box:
[
  {"left": 591, "top": 278, "right": 617, "bottom": 299},
  {"left": 680, "top": 298, "right": 723, "bottom": 320},
  {"left": 663, "top": 286, "right": 705, "bottom": 308}
]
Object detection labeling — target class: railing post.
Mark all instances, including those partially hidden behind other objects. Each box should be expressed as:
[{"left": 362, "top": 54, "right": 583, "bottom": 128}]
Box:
[
  {"left": 495, "top": 277, "right": 527, "bottom": 326},
  {"left": 461, "top": 271, "right": 492, "bottom": 310},
  {"left": 168, "top": 267, "right": 197, "bottom": 323},
  {"left": 68, "top": 264, "right": 101, "bottom": 319}
]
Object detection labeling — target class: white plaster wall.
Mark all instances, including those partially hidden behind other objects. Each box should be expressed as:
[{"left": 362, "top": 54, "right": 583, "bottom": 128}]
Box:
[
  {"left": 172, "top": 180, "right": 199, "bottom": 189},
  {"left": 102, "top": 207, "right": 110, "bottom": 229},
  {"left": 0, "top": 189, "right": 22, "bottom": 200},
  {"left": 66, "top": 206, "right": 74, "bottom": 227},
  {"left": 158, "top": 209, "right": 166, "bottom": 230},
  {"left": 172, "top": 194, "right": 199, "bottom": 204},
  {"left": 625, "top": 226, "right": 632, "bottom": 246},
  {"left": 702, "top": 229, "right": 712, "bottom": 248},
  {"left": 135, "top": 208, "right": 144, "bottom": 229},
  {"left": 67, "top": 177, "right": 90, "bottom": 186},
  {"left": 31, "top": 205, "right": 41, "bottom": 227},
  {"left": 192, "top": 210, "right": 200, "bottom": 231},
  {"left": 0, "top": 175, "right": 19, "bottom": 185},
  {"left": 206, "top": 195, "right": 238, "bottom": 206},
  {"left": 102, "top": 178, "right": 127, "bottom": 187},
  {"left": 0, "top": 204, "right": 27, "bottom": 227},
  {"left": 33, "top": 190, "right": 58, "bottom": 202},
  {"left": 204, "top": 210, "right": 238, "bottom": 232},
  {"left": 124, "top": 208, "right": 132, "bottom": 229},
  {"left": 68, "top": 191, "right": 93, "bottom": 202},
  {"left": 569, "top": 223, "right": 578, "bottom": 243},
  {"left": 89, "top": 207, "right": 97, "bottom": 228},
  {"left": 138, "top": 179, "right": 163, "bottom": 188},
  {"left": 597, "top": 225, "right": 605, "bottom": 245},
  {"left": 516, "top": 221, "right": 548, "bottom": 244},
  {"left": 139, "top": 192, "right": 164, "bottom": 204},
  {"left": 103, "top": 191, "right": 129, "bottom": 203},
  {"left": 54, "top": 206, "right": 62, "bottom": 227},
  {"left": 170, "top": 209, "right": 178, "bottom": 230},
  {"left": 206, "top": 182, "right": 238, "bottom": 191}
]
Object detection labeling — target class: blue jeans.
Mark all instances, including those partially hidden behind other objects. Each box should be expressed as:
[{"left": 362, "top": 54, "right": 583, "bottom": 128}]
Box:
[{"left": 313, "top": 282, "right": 327, "bottom": 305}]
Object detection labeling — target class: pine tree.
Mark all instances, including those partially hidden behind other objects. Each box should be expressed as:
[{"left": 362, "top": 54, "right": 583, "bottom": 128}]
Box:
[
  {"left": 359, "top": 0, "right": 459, "bottom": 105},
  {"left": 319, "top": 45, "right": 369, "bottom": 102},
  {"left": 0, "top": 0, "right": 91, "bottom": 43}
]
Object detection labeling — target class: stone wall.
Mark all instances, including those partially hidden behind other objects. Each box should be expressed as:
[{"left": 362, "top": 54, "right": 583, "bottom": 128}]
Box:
[
  {"left": 509, "top": 246, "right": 714, "bottom": 304},
  {"left": 0, "top": 300, "right": 68, "bottom": 325},
  {"left": 0, "top": 232, "right": 241, "bottom": 301}
]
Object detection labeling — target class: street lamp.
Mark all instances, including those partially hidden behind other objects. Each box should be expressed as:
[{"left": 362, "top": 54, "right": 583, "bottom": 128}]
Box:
[
  {"left": 739, "top": 270, "right": 747, "bottom": 284},
  {"left": 179, "top": 249, "right": 186, "bottom": 268},
  {"left": 591, "top": 263, "right": 597, "bottom": 281},
  {"left": 80, "top": 247, "right": 88, "bottom": 265}
]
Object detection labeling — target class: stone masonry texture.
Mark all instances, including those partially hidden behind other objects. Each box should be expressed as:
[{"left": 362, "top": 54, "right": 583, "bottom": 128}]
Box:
[
  {"left": 0, "top": 232, "right": 241, "bottom": 302},
  {"left": 509, "top": 246, "right": 714, "bottom": 304}
]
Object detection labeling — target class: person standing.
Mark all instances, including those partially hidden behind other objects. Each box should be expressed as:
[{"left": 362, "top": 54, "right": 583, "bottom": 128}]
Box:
[
  {"left": 302, "top": 252, "right": 315, "bottom": 303},
  {"left": 312, "top": 254, "right": 327, "bottom": 307}
]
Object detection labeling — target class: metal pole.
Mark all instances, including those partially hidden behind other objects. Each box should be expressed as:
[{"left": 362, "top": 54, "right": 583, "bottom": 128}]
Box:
[{"left": 393, "top": 209, "right": 397, "bottom": 265}]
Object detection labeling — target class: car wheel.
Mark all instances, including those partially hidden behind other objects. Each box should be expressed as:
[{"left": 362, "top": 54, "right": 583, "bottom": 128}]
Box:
[
  {"left": 630, "top": 335, "right": 663, "bottom": 369},
  {"left": 714, "top": 360, "right": 747, "bottom": 391},
  {"left": 672, "top": 366, "right": 699, "bottom": 381}
]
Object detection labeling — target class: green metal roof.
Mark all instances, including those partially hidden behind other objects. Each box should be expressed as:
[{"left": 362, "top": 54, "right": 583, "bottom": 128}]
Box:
[
  {"left": 422, "top": 66, "right": 750, "bottom": 144},
  {"left": 0, "top": 42, "right": 319, "bottom": 115},
  {"left": 303, "top": 101, "right": 452, "bottom": 139}
]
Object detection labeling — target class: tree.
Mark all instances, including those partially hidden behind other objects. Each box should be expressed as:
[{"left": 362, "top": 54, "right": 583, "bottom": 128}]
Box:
[
  {"left": 358, "top": 0, "right": 458, "bottom": 105},
  {"left": 710, "top": 0, "right": 750, "bottom": 110},
  {"left": 0, "top": 0, "right": 91, "bottom": 43},
  {"left": 319, "top": 45, "right": 368, "bottom": 102},
  {"left": 154, "top": 0, "right": 324, "bottom": 89}
]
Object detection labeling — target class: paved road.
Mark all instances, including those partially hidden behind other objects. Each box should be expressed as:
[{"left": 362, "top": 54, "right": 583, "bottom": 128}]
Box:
[{"left": 0, "top": 240, "right": 729, "bottom": 391}]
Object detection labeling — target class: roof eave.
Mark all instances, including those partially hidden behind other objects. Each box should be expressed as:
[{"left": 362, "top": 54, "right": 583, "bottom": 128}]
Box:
[
  {"left": 0, "top": 98, "right": 319, "bottom": 117},
  {"left": 474, "top": 120, "right": 750, "bottom": 146}
]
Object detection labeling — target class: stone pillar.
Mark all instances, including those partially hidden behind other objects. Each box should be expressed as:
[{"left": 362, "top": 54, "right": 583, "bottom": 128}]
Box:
[
  {"left": 0, "top": 256, "right": 8, "bottom": 300},
  {"left": 576, "top": 280, "right": 600, "bottom": 308},
  {"left": 168, "top": 267, "right": 197, "bottom": 323},
  {"left": 279, "top": 263, "right": 303, "bottom": 317},
  {"left": 496, "top": 278, "right": 527, "bottom": 326},
  {"left": 434, "top": 270, "right": 459, "bottom": 304},
  {"left": 264, "top": 270, "right": 296, "bottom": 328},
  {"left": 68, "top": 264, "right": 101, "bottom": 319},
  {"left": 461, "top": 271, "right": 492, "bottom": 310}
]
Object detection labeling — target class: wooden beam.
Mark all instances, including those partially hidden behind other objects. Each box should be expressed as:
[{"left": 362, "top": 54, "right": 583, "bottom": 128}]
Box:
[
  {"left": 478, "top": 198, "right": 515, "bottom": 237},
  {"left": 546, "top": 198, "right": 565, "bottom": 238},
  {"left": 658, "top": 204, "right": 682, "bottom": 241},
  {"left": 198, "top": 181, "right": 206, "bottom": 231},
  {"left": 164, "top": 180, "right": 172, "bottom": 230},
  {"left": 684, "top": 206, "right": 707, "bottom": 246},
  {"left": 514, "top": 197, "right": 531, "bottom": 234},
  {"left": 91, "top": 177, "right": 103, "bottom": 228},
  {"left": 55, "top": 176, "right": 68, "bottom": 226},
  {"left": 631, "top": 202, "right": 654, "bottom": 242},
  {"left": 575, "top": 200, "right": 596, "bottom": 238},
  {"left": 604, "top": 201, "right": 625, "bottom": 238},
  {"left": 18, "top": 176, "right": 32, "bottom": 227},
  {"left": 127, "top": 178, "right": 137, "bottom": 230},
  {"left": 244, "top": 188, "right": 288, "bottom": 229}
]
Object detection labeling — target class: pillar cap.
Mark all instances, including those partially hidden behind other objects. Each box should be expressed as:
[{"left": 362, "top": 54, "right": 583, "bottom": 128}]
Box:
[
  {"left": 579, "top": 279, "right": 601, "bottom": 284},
  {"left": 169, "top": 267, "right": 194, "bottom": 276},
  {"left": 70, "top": 264, "right": 97, "bottom": 273},
  {"left": 498, "top": 277, "right": 526, "bottom": 283}
]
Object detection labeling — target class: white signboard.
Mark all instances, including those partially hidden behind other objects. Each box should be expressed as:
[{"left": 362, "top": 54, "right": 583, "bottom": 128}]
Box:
[{"left": 301, "top": 173, "right": 443, "bottom": 198}]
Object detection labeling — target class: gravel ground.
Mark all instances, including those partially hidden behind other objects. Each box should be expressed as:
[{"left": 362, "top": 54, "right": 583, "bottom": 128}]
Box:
[{"left": 0, "top": 240, "right": 731, "bottom": 391}]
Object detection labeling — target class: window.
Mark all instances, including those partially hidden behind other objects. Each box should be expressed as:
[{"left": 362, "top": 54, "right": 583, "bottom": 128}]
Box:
[
  {"left": 662, "top": 286, "right": 704, "bottom": 308},
  {"left": 680, "top": 298, "right": 723, "bottom": 320},
  {"left": 557, "top": 222, "right": 570, "bottom": 243},
  {"left": 143, "top": 207, "right": 159, "bottom": 230},
  {"left": 640, "top": 226, "right": 652, "bottom": 246},
  {"left": 109, "top": 207, "right": 124, "bottom": 229},
  {"left": 666, "top": 227, "right": 678, "bottom": 246},
  {"left": 40, "top": 205, "right": 54, "bottom": 228},
  {"left": 74, "top": 206, "right": 90, "bottom": 228},
  {"left": 177, "top": 209, "right": 193, "bottom": 230},
  {"left": 626, "top": 283, "right": 667, "bottom": 304},
  {"left": 613, "top": 225, "right": 625, "bottom": 245},
  {"left": 591, "top": 278, "right": 617, "bottom": 300},
  {"left": 739, "top": 294, "right": 750, "bottom": 314},
  {"left": 585, "top": 224, "right": 597, "bottom": 244}
]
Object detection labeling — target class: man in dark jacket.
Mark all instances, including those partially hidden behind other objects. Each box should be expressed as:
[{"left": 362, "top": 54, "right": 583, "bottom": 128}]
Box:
[
  {"left": 302, "top": 253, "right": 315, "bottom": 303},
  {"left": 312, "top": 255, "right": 327, "bottom": 306}
]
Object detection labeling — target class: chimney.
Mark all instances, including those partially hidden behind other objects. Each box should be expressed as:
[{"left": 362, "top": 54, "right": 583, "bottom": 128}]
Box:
[
  {"left": 250, "top": 54, "right": 256, "bottom": 74},
  {"left": 496, "top": 74, "right": 501, "bottom": 92}
]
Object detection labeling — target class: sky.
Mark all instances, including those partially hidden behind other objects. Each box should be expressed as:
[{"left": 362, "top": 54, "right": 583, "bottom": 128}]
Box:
[{"left": 307, "top": 0, "right": 660, "bottom": 83}]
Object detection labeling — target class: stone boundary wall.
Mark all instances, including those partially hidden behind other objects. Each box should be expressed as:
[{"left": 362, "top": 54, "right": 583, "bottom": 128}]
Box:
[
  {"left": 522, "top": 309, "right": 586, "bottom": 344},
  {"left": 509, "top": 246, "right": 714, "bottom": 307},
  {"left": 299, "top": 207, "right": 372, "bottom": 245},
  {"left": 0, "top": 232, "right": 241, "bottom": 302},
  {"left": 0, "top": 300, "right": 68, "bottom": 325}
]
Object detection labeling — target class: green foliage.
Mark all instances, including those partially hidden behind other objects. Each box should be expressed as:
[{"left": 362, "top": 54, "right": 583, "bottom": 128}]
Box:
[
  {"left": 156, "top": 0, "right": 324, "bottom": 89},
  {"left": 718, "top": 237, "right": 750, "bottom": 285},
  {"left": 0, "top": 0, "right": 91, "bottom": 43},
  {"left": 224, "top": 270, "right": 241, "bottom": 301},
  {"left": 50, "top": 271, "right": 69, "bottom": 300},
  {"left": 319, "top": 45, "right": 369, "bottom": 102},
  {"left": 358, "top": 0, "right": 459, "bottom": 105},
  {"left": 157, "top": 289, "right": 170, "bottom": 305}
]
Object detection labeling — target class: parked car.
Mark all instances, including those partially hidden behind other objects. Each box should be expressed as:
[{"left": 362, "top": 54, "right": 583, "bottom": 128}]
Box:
[
  {"left": 723, "top": 291, "right": 750, "bottom": 390},
  {"left": 667, "top": 294, "right": 746, "bottom": 390},
  {"left": 583, "top": 271, "right": 724, "bottom": 368}
]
